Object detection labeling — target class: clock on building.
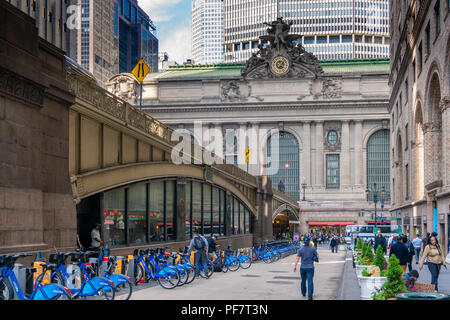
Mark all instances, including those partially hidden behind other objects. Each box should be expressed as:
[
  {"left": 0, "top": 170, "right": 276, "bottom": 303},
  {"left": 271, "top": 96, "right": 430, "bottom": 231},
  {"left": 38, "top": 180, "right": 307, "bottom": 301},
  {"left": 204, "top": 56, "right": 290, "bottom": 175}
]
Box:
[{"left": 271, "top": 55, "right": 290, "bottom": 75}]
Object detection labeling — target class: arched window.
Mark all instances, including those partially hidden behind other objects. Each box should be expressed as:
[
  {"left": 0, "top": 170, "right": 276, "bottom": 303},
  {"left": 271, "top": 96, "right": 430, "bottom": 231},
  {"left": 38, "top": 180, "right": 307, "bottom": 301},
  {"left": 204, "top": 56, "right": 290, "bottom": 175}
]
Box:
[
  {"left": 266, "top": 131, "right": 300, "bottom": 201},
  {"left": 367, "top": 129, "right": 391, "bottom": 201}
]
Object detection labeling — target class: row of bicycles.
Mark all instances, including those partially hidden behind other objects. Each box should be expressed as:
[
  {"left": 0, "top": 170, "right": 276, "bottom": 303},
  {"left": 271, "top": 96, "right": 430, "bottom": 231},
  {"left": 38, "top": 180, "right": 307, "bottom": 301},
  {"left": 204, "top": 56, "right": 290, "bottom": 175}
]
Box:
[{"left": 0, "top": 241, "right": 301, "bottom": 300}]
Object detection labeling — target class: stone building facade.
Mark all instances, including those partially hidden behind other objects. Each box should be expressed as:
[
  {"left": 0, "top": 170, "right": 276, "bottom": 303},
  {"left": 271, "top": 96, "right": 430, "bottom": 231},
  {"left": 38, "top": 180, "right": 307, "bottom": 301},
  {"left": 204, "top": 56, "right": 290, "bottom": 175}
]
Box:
[
  {"left": 389, "top": 0, "right": 449, "bottom": 251},
  {"left": 108, "top": 23, "right": 394, "bottom": 235}
]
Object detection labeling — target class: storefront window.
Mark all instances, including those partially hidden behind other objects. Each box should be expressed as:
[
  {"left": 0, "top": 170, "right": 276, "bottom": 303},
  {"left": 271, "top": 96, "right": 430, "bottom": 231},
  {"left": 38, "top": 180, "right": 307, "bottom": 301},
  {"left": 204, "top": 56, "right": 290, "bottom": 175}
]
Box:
[
  {"left": 149, "top": 181, "right": 164, "bottom": 242},
  {"left": 233, "top": 197, "right": 239, "bottom": 234},
  {"left": 185, "top": 181, "right": 191, "bottom": 239},
  {"left": 239, "top": 203, "right": 244, "bottom": 234},
  {"left": 212, "top": 187, "right": 220, "bottom": 236},
  {"left": 192, "top": 182, "right": 202, "bottom": 235},
  {"left": 127, "top": 184, "right": 147, "bottom": 245},
  {"left": 166, "top": 180, "right": 175, "bottom": 241},
  {"left": 203, "top": 184, "right": 212, "bottom": 236},
  {"left": 220, "top": 190, "right": 226, "bottom": 236},
  {"left": 102, "top": 189, "right": 126, "bottom": 246},
  {"left": 245, "top": 208, "right": 250, "bottom": 234}
]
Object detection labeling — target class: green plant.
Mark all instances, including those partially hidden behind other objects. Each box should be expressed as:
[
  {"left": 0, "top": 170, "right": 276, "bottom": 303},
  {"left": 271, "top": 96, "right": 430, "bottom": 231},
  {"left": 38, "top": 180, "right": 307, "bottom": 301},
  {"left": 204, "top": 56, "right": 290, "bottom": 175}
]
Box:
[
  {"left": 374, "top": 245, "right": 386, "bottom": 271},
  {"left": 356, "top": 238, "right": 362, "bottom": 251},
  {"left": 377, "top": 254, "right": 407, "bottom": 299},
  {"left": 362, "top": 242, "right": 374, "bottom": 265},
  {"left": 361, "top": 268, "right": 371, "bottom": 277},
  {"left": 372, "top": 291, "right": 386, "bottom": 300}
]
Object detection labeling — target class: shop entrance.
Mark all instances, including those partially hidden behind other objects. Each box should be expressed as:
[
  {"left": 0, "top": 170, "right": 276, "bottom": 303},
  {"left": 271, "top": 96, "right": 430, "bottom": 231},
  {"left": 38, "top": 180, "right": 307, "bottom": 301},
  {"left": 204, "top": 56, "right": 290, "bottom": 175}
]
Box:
[
  {"left": 273, "top": 211, "right": 298, "bottom": 239},
  {"left": 76, "top": 194, "right": 101, "bottom": 250}
]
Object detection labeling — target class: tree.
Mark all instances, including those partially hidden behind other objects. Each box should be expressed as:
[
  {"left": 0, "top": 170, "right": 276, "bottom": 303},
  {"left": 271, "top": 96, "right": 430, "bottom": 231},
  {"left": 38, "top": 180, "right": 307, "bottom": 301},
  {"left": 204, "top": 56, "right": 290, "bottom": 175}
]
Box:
[
  {"left": 374, "top": 254, "right": 407, "bottom": 300},
  {"left": 374, "top": 245, "right": 386, "bottom": 271}
]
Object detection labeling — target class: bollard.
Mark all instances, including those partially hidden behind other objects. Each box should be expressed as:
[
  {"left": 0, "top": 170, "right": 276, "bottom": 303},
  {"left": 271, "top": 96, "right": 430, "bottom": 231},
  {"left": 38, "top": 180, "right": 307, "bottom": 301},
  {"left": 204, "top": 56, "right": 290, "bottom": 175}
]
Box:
[
  {"left": 13, "top": 264, "right": 25, "bottom": 300},
  {"left": 126, "top": 255, "right": 135, "bottom": 283}
]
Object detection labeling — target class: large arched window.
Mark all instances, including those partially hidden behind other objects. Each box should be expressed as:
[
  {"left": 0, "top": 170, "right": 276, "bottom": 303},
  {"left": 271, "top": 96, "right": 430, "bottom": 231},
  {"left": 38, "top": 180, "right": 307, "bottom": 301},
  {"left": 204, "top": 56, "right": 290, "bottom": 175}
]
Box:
[
  {"left": 367, "top": 129, "right": 391, "bottom": 201},
  {"left": 266, "top": 131, "right": 300, "bottom": 201}
]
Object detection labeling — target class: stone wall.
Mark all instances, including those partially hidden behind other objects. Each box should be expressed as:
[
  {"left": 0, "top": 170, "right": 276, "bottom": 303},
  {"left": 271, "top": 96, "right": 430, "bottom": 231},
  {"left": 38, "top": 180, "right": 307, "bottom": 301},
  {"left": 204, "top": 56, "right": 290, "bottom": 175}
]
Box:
[{"left": 0, "top": 1, "right": 76, "bottom": 254}]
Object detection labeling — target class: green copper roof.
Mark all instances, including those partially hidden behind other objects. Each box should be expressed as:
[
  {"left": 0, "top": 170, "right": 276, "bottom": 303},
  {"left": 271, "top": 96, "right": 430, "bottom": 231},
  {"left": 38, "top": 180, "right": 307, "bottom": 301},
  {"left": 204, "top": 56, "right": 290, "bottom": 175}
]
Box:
[{"left": 147, "top": 58, "right": 390, "bottom": 80}]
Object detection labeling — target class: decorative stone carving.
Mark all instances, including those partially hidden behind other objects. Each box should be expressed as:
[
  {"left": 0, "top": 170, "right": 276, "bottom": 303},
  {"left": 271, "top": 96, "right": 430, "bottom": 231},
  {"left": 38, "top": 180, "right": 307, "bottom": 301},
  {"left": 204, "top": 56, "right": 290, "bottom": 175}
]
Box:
[
  {"left": 422, "top": 121, "right": 441, "bottom": 133},
  {"left": 221, "top": 80, "right": 242, "bottom": 102},
  {"left": 241, "top": 17, "right": 323, "bottom": 80},
  {"left": 324, "top": 122, "right": 342, "bottom": 151},
  {"left": 0, "top": 67, "right": 45, "bottom": 107},
  {"left": 107, "top": 74, "right": 139, "bottom": 105},
  {"left": 316, "top": 78, "right": 343, "bottom": 99},
  {"left": 440, "top": 96, "right": 449, "bottom": 113}
]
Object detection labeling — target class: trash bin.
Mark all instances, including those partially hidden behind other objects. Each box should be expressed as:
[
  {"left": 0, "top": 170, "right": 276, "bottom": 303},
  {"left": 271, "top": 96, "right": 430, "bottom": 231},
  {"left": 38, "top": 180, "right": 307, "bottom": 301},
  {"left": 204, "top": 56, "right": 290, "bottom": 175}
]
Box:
[{"left": 395, "top": 292, "right": 450, "bottom": 300}]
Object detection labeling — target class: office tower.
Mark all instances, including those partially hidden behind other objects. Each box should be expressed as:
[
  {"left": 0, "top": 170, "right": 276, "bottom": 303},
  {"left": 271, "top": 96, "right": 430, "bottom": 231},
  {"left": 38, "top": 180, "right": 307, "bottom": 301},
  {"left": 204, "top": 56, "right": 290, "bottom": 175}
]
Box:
[
  {"left": 117, "top": 0, "right": 159, "bottom": 74},
  {"left": 6, "top": 0, "right": 69, "bottom": 51},
  {"left": 224, "top": 0, "right": 390, "bottom": 62},
  {"left": 192, "top": 0, "right": 224, "bottom": 65}
]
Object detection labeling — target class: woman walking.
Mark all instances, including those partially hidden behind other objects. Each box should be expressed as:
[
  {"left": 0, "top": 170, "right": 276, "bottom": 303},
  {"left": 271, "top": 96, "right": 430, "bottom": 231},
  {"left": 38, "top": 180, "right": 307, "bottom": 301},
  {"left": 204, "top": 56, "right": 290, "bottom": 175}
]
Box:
[{"left": 419, "top": 235, "right": 447, "bottom": 291}]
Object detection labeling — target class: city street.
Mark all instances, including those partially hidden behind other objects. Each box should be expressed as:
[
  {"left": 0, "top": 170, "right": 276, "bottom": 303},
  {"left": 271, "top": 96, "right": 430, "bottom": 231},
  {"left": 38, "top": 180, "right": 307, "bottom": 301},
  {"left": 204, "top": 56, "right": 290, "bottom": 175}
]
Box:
[{"left": 131, "top": 247, "right": 346, "bottom": 300}]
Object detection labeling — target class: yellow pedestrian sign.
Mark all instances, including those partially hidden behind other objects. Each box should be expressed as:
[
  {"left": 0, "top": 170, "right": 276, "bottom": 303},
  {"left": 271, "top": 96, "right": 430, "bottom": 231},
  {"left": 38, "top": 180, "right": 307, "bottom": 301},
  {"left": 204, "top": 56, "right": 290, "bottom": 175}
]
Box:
[
  {"left": 132, "top": 59, "right": 151, "bottom": 83},
  {"left": 245, "top": 148, "right": 252, "bottom": 163}
]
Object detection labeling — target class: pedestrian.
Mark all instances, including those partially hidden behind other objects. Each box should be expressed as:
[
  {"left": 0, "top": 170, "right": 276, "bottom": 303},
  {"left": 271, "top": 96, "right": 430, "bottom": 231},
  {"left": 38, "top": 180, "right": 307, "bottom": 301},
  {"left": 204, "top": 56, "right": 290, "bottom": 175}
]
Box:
[
  {"left": 405, "top": 235, "right": 415, "bottom": 272},
  {"left": 293, "top": 237, "right": 319, "bottom": 300},
  {"left": 374, "top": 230, "right": 387, "bottom": 254},
  {"left": 188, "top": 232, "right": 209, "bottom": 278},
  {"left": 207, "top": 235, "right": 220, "bottom": 264},
  {"left": 90, "top": 223, "right": 104, "bottom": 250},
  {"left": 330, "top": 236, "right": 337, "bottom": 253},
  {"left": 412, "top": 234, "right": 422, "bottom": 264},
  {"left": 419, "top": 235, "right": 447, "bottom": 291},
  {"left": 389, "top": 235, "right": 409, "bottom": 273},
  {"left": 421, "top": 232, "right": 430, "bottom": 255}
]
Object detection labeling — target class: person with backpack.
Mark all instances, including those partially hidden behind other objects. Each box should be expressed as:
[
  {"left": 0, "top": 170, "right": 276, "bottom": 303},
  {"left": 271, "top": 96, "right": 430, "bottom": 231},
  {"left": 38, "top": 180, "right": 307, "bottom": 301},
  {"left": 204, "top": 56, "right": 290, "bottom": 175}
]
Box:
[
  {"left": 419, "top": 235, "right": 447, "bottom": 291},
  {"left": 404, "top": 235, "right": 415, "bottom": 272},
  {"left": 293, "top": 237, "right": 319, "bottom": 300},
  {"left": 188, "top": 232, "right": 209, "bottom": 279}
]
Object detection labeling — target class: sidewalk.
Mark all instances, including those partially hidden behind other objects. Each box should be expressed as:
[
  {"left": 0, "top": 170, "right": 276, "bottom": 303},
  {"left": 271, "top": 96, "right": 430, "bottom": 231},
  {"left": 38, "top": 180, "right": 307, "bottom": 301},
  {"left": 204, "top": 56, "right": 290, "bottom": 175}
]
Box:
[{"left": 338, "top": 251, "right": 450, "bottom": 300}]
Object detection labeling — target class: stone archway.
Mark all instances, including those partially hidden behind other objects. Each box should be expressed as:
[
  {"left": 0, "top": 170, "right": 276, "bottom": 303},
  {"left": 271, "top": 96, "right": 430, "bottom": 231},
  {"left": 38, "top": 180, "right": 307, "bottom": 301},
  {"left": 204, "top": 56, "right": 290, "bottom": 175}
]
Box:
[{"left": 423, "top": 73, "right": 442, "bottom": 189}]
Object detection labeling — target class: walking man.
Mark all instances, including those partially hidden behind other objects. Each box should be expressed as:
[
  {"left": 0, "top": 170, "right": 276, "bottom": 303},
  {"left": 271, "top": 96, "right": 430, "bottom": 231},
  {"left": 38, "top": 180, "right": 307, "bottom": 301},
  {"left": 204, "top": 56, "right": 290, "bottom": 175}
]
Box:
[
  {"left": 188, "top": 232, "right": 209, "bottom": 278},
  {"left": 412, "top": 234, "right": 422, "bottom": 264},
  {"left": 330, "top": 236, "right": 338, "bottom": 253},
  {"left": 293, "top": 237, "right": 319, "bottom": 300},
  {"left": 374, "top": 230, "right": 387, "bottom": 254}
]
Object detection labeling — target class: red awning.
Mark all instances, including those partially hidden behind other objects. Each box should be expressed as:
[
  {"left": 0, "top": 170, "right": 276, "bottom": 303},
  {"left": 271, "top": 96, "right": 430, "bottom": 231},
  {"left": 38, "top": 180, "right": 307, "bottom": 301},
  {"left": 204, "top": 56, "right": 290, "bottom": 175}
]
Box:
[{"left": 308, "top": 221, "right": 355, "bottom": 226}]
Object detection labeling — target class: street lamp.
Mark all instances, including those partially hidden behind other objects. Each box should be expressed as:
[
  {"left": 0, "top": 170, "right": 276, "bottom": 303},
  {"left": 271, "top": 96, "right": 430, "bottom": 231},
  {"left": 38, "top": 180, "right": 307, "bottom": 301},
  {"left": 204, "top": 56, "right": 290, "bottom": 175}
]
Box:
[
  {"left": 301, "top": 176, "right": 307, "bottom": 201},
  {"left": 365, "top": 183, "right": 386, "bottom": 229}
]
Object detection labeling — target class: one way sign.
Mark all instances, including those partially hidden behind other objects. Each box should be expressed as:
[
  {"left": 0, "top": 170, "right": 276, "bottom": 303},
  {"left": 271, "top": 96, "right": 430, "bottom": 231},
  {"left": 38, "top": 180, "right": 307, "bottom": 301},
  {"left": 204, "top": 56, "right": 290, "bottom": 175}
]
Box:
[{"left": 131, "top": 59, "right": 151, "bottom": 83}]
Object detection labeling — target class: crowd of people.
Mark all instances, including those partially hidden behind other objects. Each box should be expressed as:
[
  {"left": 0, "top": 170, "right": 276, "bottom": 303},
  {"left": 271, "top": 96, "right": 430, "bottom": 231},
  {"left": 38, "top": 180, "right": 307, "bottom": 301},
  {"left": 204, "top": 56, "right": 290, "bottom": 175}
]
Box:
[{"left": 354, "top": 231, "right": 448, "bottom": 292}]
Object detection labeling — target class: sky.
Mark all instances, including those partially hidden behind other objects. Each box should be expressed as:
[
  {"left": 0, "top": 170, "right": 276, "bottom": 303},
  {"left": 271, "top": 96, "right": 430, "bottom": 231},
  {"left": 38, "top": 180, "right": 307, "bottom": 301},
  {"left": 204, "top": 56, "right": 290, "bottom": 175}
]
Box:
[{"left": 139, "top": 0, "right": 192, "bottom": 64}]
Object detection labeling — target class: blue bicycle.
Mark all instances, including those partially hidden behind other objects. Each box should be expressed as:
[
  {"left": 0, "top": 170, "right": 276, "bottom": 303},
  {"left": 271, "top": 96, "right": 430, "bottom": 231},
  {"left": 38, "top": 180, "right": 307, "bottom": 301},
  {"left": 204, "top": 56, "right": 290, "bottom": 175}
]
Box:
[
  {"left": 49, "top": 251, "right": 116, "bottom": 300},
  {"left": 0, "top": 253, "right": 71, "bottom": 300},
  {"left": 133, "top": 249, "right": 180, "bottom": 289}
]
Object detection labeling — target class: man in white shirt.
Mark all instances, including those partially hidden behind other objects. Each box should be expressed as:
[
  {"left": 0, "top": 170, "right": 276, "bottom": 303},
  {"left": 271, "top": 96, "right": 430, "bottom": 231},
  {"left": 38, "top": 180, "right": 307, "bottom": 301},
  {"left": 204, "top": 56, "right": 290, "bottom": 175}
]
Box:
[
  {"left": 91, "top": 223, "right": 104, "bottom": 249},
  {"left": 411, "top": 234, "right": 422, "bottom": 264}
]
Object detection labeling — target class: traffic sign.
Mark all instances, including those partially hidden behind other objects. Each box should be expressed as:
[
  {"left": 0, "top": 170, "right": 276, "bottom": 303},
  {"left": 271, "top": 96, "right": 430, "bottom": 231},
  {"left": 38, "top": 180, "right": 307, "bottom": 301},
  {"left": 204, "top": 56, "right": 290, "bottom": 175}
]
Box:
[
  {"left": 245, "top": 148, "right": 252, "bottom": 163},
  {"left": 131, "top": 58, "right": 151, "bottom": 83}
]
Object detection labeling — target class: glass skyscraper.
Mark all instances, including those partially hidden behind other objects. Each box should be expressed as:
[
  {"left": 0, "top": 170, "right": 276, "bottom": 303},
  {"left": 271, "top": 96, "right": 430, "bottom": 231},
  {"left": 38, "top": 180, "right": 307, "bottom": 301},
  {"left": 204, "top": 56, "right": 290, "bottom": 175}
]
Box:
[{"left": 224, "top": 0, "right": 390, "bottom": 62}]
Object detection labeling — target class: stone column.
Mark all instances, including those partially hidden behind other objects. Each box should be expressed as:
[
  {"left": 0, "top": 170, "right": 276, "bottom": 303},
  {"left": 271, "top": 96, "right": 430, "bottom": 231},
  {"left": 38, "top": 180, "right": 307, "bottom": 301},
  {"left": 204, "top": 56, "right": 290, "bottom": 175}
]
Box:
[
  {"left": 238, "top": 123, "right": 248, "bottom": 171},
  {"left": 440, "top": 97, "right": 449, "bottom": 188},
  {"left": 341, "top": 120, "right": 351, "bottom": 188},
  {"left": 354, "top": 120, "right": 364, "bottom": 187},
  {"left": 315, "top": 121, "right": 324, "bottom": 188},
  {"left": 302, "top": 121, "right": 312, "bottom": 188}
]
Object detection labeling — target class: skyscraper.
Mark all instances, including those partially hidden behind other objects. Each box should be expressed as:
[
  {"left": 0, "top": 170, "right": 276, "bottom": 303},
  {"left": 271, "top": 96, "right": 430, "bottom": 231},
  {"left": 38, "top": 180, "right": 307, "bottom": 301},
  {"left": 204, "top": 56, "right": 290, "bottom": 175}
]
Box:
[
  {"left": 192, "top": 0, "right": 225, "bottom": 65},
  {"left": 224, "top": 0, "right": 390, "bottom": 62},
  {"left": 116, "top": 0, "right": 159, "bottom": 74},
  {"left": 6, "top": 0, "right": 69, "bottom": 51}
]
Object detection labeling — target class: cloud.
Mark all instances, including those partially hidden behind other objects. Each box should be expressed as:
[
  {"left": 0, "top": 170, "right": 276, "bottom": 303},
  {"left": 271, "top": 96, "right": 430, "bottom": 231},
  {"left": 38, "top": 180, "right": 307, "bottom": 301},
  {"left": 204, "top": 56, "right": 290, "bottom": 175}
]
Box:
[
  {"left": 139, "top": 0, "right": 183, "bottom": 22},
  {"left": 159, "top": 24, "right": 192, "bottom": 64}
]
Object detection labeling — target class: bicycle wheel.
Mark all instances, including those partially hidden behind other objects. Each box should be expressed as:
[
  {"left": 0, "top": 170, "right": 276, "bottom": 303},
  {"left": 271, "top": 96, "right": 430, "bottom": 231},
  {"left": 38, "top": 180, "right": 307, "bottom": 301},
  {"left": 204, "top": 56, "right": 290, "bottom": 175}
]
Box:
[
  {"left": 0, "top": 278, "right": 14, "bottom": 300},
  {"left": 184, "top": 264, "right": 195, "bottom": 284},
  {"left": 51, "top": 271, "right": 67, "bottom": 287},
  {"left": 95, "top": 277, "right": 115, "bottom": 300},
  {"left": 200, "top": 263, "right": 214, "bottom": 279},
  {"left": 157, "top": 267, "right": 179, "bottom": 290},
  {"left": 114, "top": 280, "right": 132, "bottom": 300},
  {"left": 176, "top": 265, "right": 188, "bottom": 286},
  {"left": 239, "top": 255, "right": 252, "bottom": 269},
  {"left": 134, "top": 263, "right": 145, "bottom": 285},
  {"left": 48, "top": 284, "right": 72, "bottom": 300},
  {"left": 227, "top": 257, "right": 240, "bottom": 272}
]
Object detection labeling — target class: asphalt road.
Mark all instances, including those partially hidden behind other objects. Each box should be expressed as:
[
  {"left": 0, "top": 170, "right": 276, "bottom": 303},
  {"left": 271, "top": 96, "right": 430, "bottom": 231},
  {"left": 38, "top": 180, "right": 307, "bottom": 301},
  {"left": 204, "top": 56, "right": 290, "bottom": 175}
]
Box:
[{"left": 130, "top": 247, "right": 347, "bottom": 300}]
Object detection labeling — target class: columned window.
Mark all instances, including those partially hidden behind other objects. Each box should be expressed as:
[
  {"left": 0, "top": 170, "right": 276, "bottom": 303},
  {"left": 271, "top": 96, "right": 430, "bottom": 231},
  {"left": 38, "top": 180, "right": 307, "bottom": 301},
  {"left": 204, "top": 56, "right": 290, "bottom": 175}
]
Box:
[
  {"left": 367, "top": 129, "right": 391, "bottom": 201},
  {"left": 326, "top": 154, "right": 340, "bottom": 189},
  {"left": 266, "top": 131, "right": 300, "bottom": 201}
]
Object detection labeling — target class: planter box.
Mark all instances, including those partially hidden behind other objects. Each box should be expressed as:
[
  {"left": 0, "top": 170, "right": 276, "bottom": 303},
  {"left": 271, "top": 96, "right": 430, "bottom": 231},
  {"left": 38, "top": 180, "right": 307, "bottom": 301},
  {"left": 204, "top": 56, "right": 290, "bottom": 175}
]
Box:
[
  {"left": 358, "top": 276, "right": 387, "bottom": 300},
  {"left": 355, "top": 265, "right": 375, "bottom": 285}
]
